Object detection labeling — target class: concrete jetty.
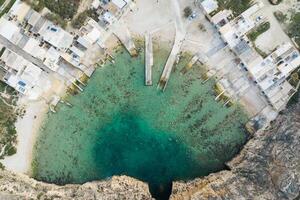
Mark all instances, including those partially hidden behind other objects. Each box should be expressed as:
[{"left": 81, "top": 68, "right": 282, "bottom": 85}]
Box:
[
  {"left": 145, "top": 33, "right": 153, "bottom": 86},
  {"left": 158, "top": 33, "right": 185, "bottom": 91}
]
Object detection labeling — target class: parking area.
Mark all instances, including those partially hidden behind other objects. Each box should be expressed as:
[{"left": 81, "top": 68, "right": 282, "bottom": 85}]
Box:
[{"left": 254, "top": 0, "right": 294, "bottom": 53}]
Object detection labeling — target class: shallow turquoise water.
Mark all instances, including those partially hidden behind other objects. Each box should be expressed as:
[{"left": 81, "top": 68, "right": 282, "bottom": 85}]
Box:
[{"left": 33, "top": 46, "right": 248, "bottom": 197}]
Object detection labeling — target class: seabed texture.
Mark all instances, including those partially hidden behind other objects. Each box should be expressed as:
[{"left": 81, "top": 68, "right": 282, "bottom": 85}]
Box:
[{"left": 33, "top": 45, "right": 248, "bottom": 199}]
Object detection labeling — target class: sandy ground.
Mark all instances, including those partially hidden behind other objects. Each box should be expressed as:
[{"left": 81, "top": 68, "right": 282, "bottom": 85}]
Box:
[
  {"left": 254, "top": 0, "right": 294, "bottom": 53},
  {"left": 1, "top": 99, "right": 49, "bottom": 174},
  {"left": 0, "top": 72, "right": 67, "bottom": 174}
]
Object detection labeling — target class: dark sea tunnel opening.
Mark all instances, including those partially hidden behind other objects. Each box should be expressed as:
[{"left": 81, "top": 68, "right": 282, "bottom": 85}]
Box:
[{"left": 149, "top": 182, "right": 173, "bottom": 200}]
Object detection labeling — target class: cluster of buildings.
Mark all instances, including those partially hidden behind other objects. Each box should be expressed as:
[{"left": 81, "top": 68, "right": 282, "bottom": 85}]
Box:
[
  {"left": 0, "top": 0, "right": 133, "bottom": 100},
  {"left": 200, "top": 0, "right": 300, "bottom": 112},
  {"left": 0, "top": 1, "right": 91, "bottom": 99},
  {"left": 91, "top": 0, "right": 132, "bottom": 28}
]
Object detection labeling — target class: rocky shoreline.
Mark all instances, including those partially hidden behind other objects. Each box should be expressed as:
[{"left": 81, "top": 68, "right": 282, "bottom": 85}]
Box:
[
  {"left": 170, "top": 103, "right": 300, "bottom": 199},
  {"left": 0, "top": 103, "right": 299, "bottom": 199}
]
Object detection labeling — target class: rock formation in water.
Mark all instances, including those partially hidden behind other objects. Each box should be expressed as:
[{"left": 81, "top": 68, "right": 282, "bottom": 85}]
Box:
[{"left": 0, "top": 104, "right": 299, "bottom": 199}]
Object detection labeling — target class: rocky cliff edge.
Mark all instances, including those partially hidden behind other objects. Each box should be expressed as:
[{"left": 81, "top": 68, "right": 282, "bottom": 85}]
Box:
[{"left": 170, "top": 104, "right": 300, "bottom": 200}]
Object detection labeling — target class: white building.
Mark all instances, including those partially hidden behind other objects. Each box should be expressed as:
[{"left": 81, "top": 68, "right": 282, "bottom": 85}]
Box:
[
  {"left": 38, "top": 21, "right": 74, "bottom": 51},
  {"left": 78, "top": 19, "right": 107, "bottom": 48},
  {"left": 200, "top": 0, "right": 218, "bottom": 15},
  {"left": 112, "top": 0, "right": 128, "bottom": 9},
  {"left": 207, "top": 2, "right": 299, "bottom": 111},
  {"left": 8, "top": 0, "right": 31, "bottom": 22},
  {"left": 0, "top": 18, "right": 20, "bottom": 41},
  {"left": 248, "top": 43, "right": 300, "bottom": 110},
  {"left": 23, "top": 37, "right": 46, "bottom": 60},
  {"left": 1, "top": 49, "right": 43, "bottom": 98},
  {"left": 43, "top": 47, "right": 61, "bottom": 72},
  {"left": 210, "top": 10, "right": 233, "bottom": 27}
]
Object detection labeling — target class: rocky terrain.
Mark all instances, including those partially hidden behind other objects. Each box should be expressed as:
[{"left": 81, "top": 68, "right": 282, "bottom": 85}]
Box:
[
  {"left": 0, "top": 172, "right": 153, "bottom": 199},
  {"left": 170, "top": 104, "right": 300, "bottom": 200},
  {"left": 0, "top": 103, "right": 299, "bottom": 199}
]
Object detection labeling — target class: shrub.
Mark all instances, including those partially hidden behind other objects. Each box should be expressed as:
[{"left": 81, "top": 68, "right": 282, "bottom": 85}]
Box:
[
  {"left": 288, "top": 12, "right": 300, "bottom": 47},
  {"left": 31, "top": 0, "right": 80, "bottom": 19},
  {"left": 248, "top": 22, "right": 271, "bottom": 41},
  {"left": 216, "top": 0, "right": 252, "bottom": 16},
  {"left": 183, "top": 7, "right": 192, "bottom": 18},
  {"left": 71, "top": 9, "right": 98, "bottom": 29},
  {"left": 274, "top": 11, "right": 287, "bottom": 23},
  {"left": 45, "top": 13, "right": 67, "bottom": 28}
]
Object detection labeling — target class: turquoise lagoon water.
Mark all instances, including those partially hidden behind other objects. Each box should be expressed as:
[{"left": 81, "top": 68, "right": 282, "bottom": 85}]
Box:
[{"left": 32, "top": 45, "right": 248, "bottom": 198}]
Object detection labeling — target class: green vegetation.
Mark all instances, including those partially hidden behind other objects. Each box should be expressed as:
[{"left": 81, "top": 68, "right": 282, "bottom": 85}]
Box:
[
  {"left": 290, "top": 72, "right": 299, "bottom": 88},
  {"left": 45, "top": 13, "right": 67, "bottom": 28},
  {"left": 71, "top": 9, "right": 98, "bottom": 29},
  {"left": 216, "top": 0, "right": 253, "bottom": 16},
  {"left": 0, "top": 82, "right": 18, "bottom": 160},
  {"left": 0, "top": 47, "right": 5, "bottom": 57},
  {"left": 269, "top": 0, "right": 283, "bottom": 5},
  {"left": 4, "top": 143, "right": 16, "bottom": 156},
  {"left": 0, "top": 162, "right": 4, "bottom": 170},
  {"left": 198, "top": 23, "right": 206, "bottom": 32},
  {"left": 0, "top": 0, "right": 6, "bottom": 6},
  {"left": 274, "top": 11, "right": 287, "bottom": 23},
  {"left": 248, "top": 22, "right": 270, "bottom": 41},
  {"left": 0, "top": 0, "right": 17, "bottom": 17},
  {"left": 32, "top": 0, "right": 80, "bottom": 19},
  {"left": 29, "top": 0, "right": 81, "bottom": 27},
  {"left": 287, "top": 69, "right": 300, "bottom": 106},
  {"left": 183, "top": 6, "right": 192, "bottom": 18},
  {"left": 253, "top": 44, "right": 268, "bottom": 58},
  {"left": 288, "top": 87, "right": 300, "bottom": 106},
  {"left": 288, "top": 12, "right": 300, "bottom": 47}
]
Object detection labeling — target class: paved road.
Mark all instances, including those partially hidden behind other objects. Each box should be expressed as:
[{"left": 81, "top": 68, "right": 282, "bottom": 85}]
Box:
[{"left": 0, "top": 34, "right": 52, "bottom": 73}]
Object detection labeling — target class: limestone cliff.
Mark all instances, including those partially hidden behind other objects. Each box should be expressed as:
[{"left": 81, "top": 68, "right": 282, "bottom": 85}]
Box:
[
  {"left": 170, "top": 104, "right": 300, "bottom": 200},
  {"left": 0, "top": 171, "right": 153, "bottom": 199},
  {"left": 0, "top": 104, "right": 299, "bottom": 200}
]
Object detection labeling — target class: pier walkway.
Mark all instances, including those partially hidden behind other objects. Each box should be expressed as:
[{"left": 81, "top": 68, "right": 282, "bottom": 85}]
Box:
[
  {"left": 158, "top": 32, "right": 185, "bottom": 91},
  {"left": 145, "top": 33, "right": 153, "bottom": 86},
  {"left": 158, "top": 0, "right": 186, "bottom": 91}
]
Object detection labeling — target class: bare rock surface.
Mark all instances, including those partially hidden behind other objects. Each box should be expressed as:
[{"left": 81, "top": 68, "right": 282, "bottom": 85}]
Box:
[
  {"left": 0, "top": 171, "right": 153, "bottom": 199},
  {"left": 170, "top": 104, "right": 300, "bottom": 200},
  {"left": 0, "top": 104, "right": 300, "bottom": 200}
]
